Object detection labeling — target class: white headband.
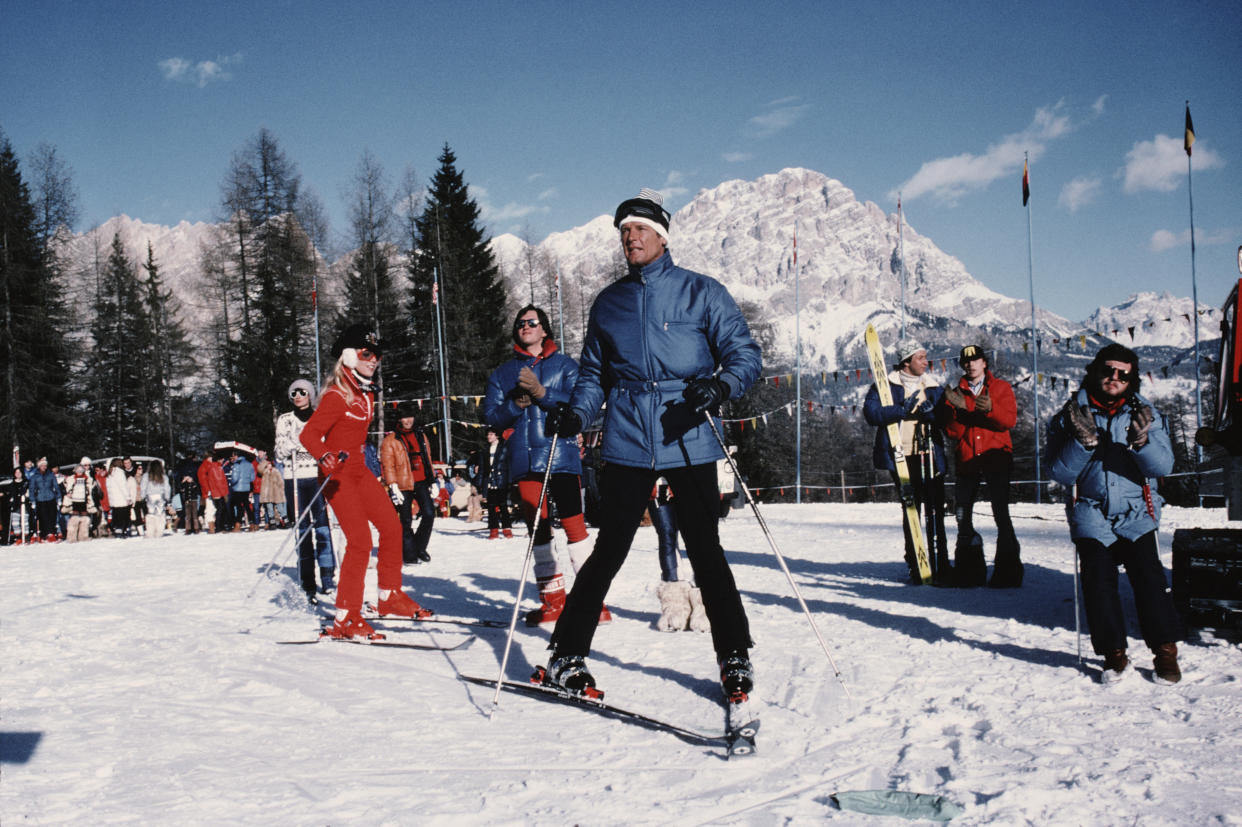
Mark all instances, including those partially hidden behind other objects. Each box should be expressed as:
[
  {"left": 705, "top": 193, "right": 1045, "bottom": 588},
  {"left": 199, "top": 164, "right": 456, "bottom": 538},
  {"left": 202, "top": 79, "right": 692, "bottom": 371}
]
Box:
[{"left": 618, "top": 215, "right": 669, "bottom": 242}]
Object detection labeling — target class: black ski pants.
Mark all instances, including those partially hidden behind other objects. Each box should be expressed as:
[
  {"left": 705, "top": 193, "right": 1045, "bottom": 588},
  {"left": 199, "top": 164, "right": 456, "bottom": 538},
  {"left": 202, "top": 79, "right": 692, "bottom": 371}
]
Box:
[
  {"left": 486, "top": 486, "right": 512, "bottom": 532},
  {"left": 410, "top": 480, "right": 435, "bottom": 557},
  {"left": 1076, "top": 531, "right": 1182, "bottom": 655},
  {"left": 550, "top": 461, "right": 752, "bottom": 659},
  {"left": 954, "top": 464, "right": 1017, "bottom": 548},
  {"left": 889, "top": 463, "right": 948, "bottom": 579}
]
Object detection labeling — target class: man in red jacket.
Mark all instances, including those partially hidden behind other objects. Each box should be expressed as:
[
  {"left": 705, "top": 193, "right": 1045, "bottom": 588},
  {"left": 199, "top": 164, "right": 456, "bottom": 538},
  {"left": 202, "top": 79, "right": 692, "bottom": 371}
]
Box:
[
  {"left": 197, "top": 450, "right": 231, "bottom": 534},
  {"left": 942, "top": 345, "right": 1022, "bottom": 588}
]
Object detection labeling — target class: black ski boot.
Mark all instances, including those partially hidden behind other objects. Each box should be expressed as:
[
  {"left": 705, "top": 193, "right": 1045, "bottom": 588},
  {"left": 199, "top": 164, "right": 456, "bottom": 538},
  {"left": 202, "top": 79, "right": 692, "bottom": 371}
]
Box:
[
  {"left": 955, "top": 531, "right": 987, "bottom": 588},
  {"left": 544, "top": 653, "right": 597, "bottom": 695},
  {"left": 989, "top": 537, "right": 1024, "bottom": 588},
  {"left": 718, "top": 649, "right": 754, "bottom": 699}
]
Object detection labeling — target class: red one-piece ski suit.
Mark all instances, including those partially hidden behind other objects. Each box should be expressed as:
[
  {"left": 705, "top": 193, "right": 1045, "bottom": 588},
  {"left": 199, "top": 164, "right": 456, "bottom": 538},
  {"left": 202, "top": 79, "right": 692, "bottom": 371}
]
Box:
[{"left": 298, "top": 373, "right": 402, "bottom": 612}]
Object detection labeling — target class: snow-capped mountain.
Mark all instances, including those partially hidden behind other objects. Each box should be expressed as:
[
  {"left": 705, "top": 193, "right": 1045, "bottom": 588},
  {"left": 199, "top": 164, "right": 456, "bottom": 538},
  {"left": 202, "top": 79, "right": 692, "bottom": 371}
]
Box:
[
  {"left": 67, "top": 214, "right": 219, "bottom": 335},
  {"left": 1083, "top": 292, "right": 1211, "bottom": 350},
  {"left": 62, "top": 170, "right": 1212, "bottom": 388},
  {"left": 491, "top": 169, "right": 1080, "bottom": 371}
]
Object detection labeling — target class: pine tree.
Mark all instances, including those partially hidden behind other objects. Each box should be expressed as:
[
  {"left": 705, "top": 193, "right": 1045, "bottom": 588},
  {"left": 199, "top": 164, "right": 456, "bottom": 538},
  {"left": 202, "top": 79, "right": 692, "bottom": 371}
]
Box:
[
  {"left": 140, "top": 242, "right": 198, "bottom": 457},
  {"left": 84, "top": 234, "right": 150, "bottom": 455},
  {"left": 405, "top": 144, "right": 509, "bottom": 457},
  {"left": 208, "top": 129, "right": 318, "bottom": 446},
  {"left": 0, "top": 131, "right": 76, "bottom": 460}
]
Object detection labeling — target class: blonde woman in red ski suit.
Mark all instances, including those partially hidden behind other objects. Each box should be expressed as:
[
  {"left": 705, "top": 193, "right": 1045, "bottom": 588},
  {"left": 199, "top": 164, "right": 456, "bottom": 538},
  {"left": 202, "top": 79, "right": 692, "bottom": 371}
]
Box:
[{"left": 299, "top": 324, "right": 433, "bottom": 639}]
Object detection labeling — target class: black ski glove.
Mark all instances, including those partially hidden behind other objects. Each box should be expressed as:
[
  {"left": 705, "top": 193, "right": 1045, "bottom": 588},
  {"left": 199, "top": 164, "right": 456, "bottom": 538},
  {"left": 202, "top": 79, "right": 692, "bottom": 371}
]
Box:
[
  {"left": 685, "top": 377, "right": 729, "bottom": 414},
  {"left": 545, "top": 402, "right": 582, "bottom": 438},
  {"left": 903, "top": 394, "right": 934, "bottom": 420},
  {"left": 1062, "top": 400, "right": 1099, "bottom": 449},
  {"left": 1128, "top": 404, "right": 1154, "bottom": 450}
]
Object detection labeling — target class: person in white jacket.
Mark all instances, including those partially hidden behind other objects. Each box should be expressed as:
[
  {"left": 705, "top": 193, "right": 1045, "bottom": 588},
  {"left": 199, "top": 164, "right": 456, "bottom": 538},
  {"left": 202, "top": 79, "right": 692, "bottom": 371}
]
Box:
[
  {"left": 139, "top": 460, "right": 172, "bottom": 539},
  {"left": 274, "top": 378, "right": 337, "bottom": 601},
  {"left": 105, "top": 458, "right": 133, "bottom": 537}
]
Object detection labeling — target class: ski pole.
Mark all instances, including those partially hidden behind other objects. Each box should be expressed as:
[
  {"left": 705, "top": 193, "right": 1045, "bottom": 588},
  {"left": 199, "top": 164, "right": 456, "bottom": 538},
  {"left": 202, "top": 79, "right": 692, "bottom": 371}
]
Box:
[
  {"left": 246, "top": 460, "right": 340, "bottom": 600},
  {"left": 490, "top": 432, "right": 559, "bottom": 717},
  {"left": 706, "top": 416, "right": 852, "bottom": 700},
  {"left": 1071, "top": 483, "right": 1082, "bottom": 664}
]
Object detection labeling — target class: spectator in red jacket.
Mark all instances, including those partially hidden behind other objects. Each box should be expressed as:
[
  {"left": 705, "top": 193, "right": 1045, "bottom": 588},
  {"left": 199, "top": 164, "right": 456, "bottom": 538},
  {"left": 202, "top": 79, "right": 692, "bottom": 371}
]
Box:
[
  {"left": 941, "top": 345, "right": 1021, "bottom": 587},
  {"left": 197, "top": 451, "right": 231, "bottom": 534}
]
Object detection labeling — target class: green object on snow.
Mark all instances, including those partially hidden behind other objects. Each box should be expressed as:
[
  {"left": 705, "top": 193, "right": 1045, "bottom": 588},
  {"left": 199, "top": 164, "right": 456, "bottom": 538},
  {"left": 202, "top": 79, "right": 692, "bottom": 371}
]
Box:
[{"left": 830, "top": 789, "right": 963, "bottom": 821}]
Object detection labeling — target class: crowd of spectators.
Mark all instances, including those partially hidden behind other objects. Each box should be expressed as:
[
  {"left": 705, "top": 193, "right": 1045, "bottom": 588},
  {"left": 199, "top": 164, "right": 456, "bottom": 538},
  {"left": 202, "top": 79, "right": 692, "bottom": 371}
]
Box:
[{"left": 1, "top": 447, "right": 294, "bottom": 545}]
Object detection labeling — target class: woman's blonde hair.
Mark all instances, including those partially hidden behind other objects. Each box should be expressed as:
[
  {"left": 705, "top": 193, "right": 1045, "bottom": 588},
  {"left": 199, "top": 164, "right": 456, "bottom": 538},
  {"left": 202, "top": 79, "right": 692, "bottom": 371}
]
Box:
[{"left": 321, "top": 354, "right": 356, "bottom": 407}]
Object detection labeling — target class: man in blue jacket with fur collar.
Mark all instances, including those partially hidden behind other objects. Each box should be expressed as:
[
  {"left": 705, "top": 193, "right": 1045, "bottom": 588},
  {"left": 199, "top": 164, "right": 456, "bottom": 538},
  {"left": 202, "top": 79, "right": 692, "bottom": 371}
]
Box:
[
  {"left": 544, "top": 188, "right": 762, "bottom": 702},
  {"left": 1048, "top": 343, "right": 1181, "bottom": 684}
]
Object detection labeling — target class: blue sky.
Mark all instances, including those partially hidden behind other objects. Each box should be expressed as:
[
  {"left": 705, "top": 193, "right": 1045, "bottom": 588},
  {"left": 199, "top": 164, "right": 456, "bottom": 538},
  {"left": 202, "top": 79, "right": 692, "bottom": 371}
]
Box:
[{"left": 3, "top": 0, "right": 1239, "bottom": 321}]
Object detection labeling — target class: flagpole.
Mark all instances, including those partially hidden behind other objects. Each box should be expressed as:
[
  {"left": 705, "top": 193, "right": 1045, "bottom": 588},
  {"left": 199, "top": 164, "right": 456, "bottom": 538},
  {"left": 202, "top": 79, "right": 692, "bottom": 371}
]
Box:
[
  {"left": 898, "top": 193, "right": 906, "bottom": 340},
  {"left": 794, "top": 225, "right": 802, "bottom": 504},
  {"left": 1024, "top": 152, "right": 1042, "bottom": 504},
  {"left": 1185, "top": 101, "right": 1202, "bottom": 465},
  {"left": 434, "top": 208, "right": 452, "bottom": 463}
]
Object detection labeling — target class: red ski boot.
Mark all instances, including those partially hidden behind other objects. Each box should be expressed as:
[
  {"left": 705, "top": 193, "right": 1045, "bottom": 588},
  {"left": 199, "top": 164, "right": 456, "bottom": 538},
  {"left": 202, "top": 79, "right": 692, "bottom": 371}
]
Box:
[
  {"left": 376, "top": 589, "right": 434, "bottom": 619},
  {"left": 324, "top": 611, "right": 383, "bottom": 640},
  {"left": 525, "top": 574, "right": 567, "bottom": 626}
]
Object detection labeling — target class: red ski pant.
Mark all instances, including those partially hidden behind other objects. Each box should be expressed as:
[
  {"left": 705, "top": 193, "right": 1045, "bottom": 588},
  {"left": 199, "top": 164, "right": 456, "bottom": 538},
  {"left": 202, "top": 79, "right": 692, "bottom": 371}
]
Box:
[
  {"left": 518, "top": 474, "right": 587, "bottom": 545},
  {"left": 324, "top": 468, "right": 403, "bottom": 611}
]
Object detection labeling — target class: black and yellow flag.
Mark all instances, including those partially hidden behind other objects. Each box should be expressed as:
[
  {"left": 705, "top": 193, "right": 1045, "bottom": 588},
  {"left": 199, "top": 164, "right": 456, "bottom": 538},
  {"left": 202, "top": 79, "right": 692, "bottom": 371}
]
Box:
[{"left": 1184, "top": 103, "right": 1195, "bottom": 157}]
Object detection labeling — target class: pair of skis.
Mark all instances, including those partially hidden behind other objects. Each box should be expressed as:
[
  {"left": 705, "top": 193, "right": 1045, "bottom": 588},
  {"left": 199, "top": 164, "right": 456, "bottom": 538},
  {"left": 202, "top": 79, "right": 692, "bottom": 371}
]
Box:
[
  {"left": 461, "top": 672, "right": 759, "bottom": 758},
  {"left": 276, "top": 608, "right": 508, "bottom": 648},
  {"left": 277, "top": 620, "right": 758, "bottom": 755},
  {"left": 864, "top": 324, "right": 933, "bottom": 584}
]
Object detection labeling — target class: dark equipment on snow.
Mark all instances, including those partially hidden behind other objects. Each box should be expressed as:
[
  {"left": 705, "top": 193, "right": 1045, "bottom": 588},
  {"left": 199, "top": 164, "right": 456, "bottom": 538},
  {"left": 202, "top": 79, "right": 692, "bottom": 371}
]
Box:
[{"left": 1180, "top": 274, "right": 1242, "bottom": 633}]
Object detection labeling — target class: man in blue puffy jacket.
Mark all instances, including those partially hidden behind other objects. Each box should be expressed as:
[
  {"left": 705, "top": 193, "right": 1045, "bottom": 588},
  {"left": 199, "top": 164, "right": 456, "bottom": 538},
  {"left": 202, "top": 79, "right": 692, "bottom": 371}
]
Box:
[
  {"left": 28, "top": 456, "right": 63, "bottom": 542},
  {"left": 1048, "top": 343, "right": 1181, "bottom": 684},
  {"left": 544, "top": 188, "right": 762, "bottom": 700},
  {"left": 484, "top": 304, "right": 607, "bottom": 626},
  {"left": 227, "top": 451, "right": 256, "bottom": 531}
]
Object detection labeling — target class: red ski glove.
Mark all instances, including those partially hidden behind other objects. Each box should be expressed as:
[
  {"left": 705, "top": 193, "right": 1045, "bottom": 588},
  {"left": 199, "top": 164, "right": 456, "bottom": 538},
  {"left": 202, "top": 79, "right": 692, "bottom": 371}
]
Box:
[{"left": 319, "top": 450, "right": 348, "bottom": 475}]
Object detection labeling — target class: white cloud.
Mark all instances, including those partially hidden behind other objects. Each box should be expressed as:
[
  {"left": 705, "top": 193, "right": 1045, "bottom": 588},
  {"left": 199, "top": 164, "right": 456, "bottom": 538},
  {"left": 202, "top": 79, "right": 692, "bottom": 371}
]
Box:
[
  {"left": 722, "top": 151, "right": 753, "bottom": 163},
  {"left": 1059, "top": 175, "right": 1101, "bottom": 212},
  {"left": 537, "top": 188, "right": 558, "bottom": 201},
  {"left": 159, "top": 53, "right": 242, "bottom": 87},
  {"left": 476, "top": 186, "right": 547, "bottom": 223},
  {"left": 1121, "top": 134, "right": 1224, "bottom": 193},
  {"left": 1092, "top": 94, "right": 1108, "bottom": 116},
  {"left": 660, "top": 170, "right": 688, "bottom": 200},
  {"left": 1150, "top": 226, "right": 1237, "bottom": 252},
  {"left": 1150, "top": 228, "right": 1186, "bottom": 252},
  {"left": 746, "top": 99, "right": 811, "bottom": 138},
  {"left": 891, "top": 100, "right": 1074, "bottom": 205}
]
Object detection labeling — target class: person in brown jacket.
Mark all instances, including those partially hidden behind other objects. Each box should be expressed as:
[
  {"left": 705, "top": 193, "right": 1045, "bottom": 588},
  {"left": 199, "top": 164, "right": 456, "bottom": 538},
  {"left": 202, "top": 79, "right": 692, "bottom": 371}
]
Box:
[
  {"left": 255, "top": 451, "right": 287, "bottom": 529},
  {"left": 380, "top": 401, "right": 434, "bottom": 564}
]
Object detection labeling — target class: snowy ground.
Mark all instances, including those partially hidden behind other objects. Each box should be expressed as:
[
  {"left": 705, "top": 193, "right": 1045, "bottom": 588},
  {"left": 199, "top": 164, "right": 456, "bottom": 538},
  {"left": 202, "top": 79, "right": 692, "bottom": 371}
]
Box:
[{"left": 2, "top": 502, "right": 1239, "bottom": 825}]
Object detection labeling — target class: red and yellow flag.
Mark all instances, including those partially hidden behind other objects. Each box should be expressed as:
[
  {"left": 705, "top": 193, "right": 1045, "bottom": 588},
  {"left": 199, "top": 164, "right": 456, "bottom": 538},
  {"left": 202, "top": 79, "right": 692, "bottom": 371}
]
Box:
[{"left": 1022, "top": 159, "right": 1030, "bottom": 206}]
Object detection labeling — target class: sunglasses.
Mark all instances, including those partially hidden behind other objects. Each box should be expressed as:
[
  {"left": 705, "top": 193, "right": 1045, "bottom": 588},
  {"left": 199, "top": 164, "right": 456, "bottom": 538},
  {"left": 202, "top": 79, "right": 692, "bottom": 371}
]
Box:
[
  {"left": 357, "top": 348, "right": 381, "bottom": 361},
  {"left": 290, "top": 389, "right": 309, "bottom": 398},
  {"left": 514, "top": 319, "right": 541, "bottom": 330},
  {"left": 1102, "top": 367, "right": 1134, "bottom": 381}
]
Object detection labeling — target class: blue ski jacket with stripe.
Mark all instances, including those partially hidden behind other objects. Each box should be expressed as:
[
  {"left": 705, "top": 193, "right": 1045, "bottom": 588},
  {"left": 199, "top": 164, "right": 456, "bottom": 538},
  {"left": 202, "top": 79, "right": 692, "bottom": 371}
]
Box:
[{"left": 570, "top": 251, "right": 761, "bottom": 470}]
